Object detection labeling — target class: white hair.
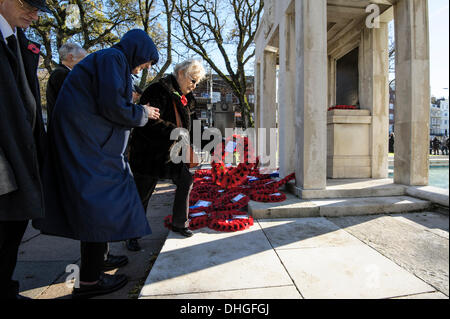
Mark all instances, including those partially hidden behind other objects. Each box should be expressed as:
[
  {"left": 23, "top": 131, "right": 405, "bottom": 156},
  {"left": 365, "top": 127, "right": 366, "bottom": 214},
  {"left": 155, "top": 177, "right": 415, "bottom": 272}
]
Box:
[
  {"left": 173, "top": 59, "right": 206, "bottom": 81},
  {"left": 59, "top": 43, "right": 86, "bottom": 62}
]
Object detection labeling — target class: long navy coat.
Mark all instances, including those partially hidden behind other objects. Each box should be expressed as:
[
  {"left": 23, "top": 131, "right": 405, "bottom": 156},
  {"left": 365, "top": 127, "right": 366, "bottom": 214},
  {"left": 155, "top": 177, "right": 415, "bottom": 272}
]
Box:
[{"left": 36, "top": 30, "right": 159, "bottom": 242}]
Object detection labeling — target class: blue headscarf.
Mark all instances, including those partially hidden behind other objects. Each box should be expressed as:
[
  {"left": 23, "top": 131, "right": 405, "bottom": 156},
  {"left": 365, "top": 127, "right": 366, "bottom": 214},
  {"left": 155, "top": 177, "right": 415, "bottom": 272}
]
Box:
[{"left": 113, "top": 29, "right": 159, "bottom": 70}]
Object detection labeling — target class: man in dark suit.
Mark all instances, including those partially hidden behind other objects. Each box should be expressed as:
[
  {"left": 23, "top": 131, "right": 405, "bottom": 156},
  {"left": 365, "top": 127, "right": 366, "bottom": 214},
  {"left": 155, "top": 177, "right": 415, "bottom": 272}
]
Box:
[
  {"left": 46, "top": 43, "right": 87, "bottom": 124},
  {"left": 0, "top": 0, "right": 51, "bottom": 299}
]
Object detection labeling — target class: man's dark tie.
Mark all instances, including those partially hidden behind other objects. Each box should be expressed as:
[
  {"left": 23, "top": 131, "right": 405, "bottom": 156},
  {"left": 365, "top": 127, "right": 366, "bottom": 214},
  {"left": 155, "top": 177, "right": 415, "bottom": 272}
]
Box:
[{"left": 6, "top": 35, "right": 18, "bottom": 57}]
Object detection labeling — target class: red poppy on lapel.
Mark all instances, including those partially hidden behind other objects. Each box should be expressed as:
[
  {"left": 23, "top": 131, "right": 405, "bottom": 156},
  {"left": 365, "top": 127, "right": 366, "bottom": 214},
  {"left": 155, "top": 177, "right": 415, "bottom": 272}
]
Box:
[
  {"left": 27, "top": 43, "right": 40, "bottom": 54},
  {"left": 180, "top": 95, "right": 188, "bottom": 106},
  {"left": 173, "top": 91, "right": 188, "bottom": 106}
]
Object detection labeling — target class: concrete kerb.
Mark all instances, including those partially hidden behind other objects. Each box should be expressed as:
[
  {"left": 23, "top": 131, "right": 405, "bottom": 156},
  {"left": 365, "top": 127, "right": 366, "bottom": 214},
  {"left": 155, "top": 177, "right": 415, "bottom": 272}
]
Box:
[{"left": 406, "top": 186, "right": 449, "bottom": 208}]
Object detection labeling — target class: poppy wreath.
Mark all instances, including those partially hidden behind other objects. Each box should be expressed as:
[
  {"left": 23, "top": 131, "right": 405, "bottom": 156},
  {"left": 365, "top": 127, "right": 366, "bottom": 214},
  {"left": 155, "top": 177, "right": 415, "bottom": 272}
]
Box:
[
  {"left": 226, "top": 185, "right": 253, "bottom": 196},
  {"left": 188, "top": 213, "right": 211, "bottom": 230},
  {"left": 189, "top": 191, "right": 201, "bottom": 205},
  {"left": 247, "top": 178, "right": 276, "bottom": 187},
  {"left": 190, "top": 184, "right": 219, "bottom": 202},
  {"left": 208, "top": 212, "right": 254, "bottom": 232},
  {"left": 211, "top": 161, "right": 254, "bottom": 189},
  {"left": 328, "top": 105, "right": 358, "bottom": 111},
  {"left": 247, "top": 173, "right": 295, "bottom": 203},
  {"left": 273, "top": 173, "right": 296, "bottom": 189},
  {"left": 193, "top": 169, "right": 213, "bottom": 180},
  {"left": 224, "top": 163, "right": 253, "bottom": 188},
  {"left": 249, "top": 191, "right": 287, "bottom": 203},
  {"left": 193, "top": 178, "right": 214, "bottom": 185},
  {"left": 189, "top": 204, "right": 214, "bottom": 214},
  {"left": 164, "top": 215, "right": 173, "bottom": 229},
  {"left": 222, "top": 134, "right": 256, "bottom": 164},
  {"left": 249, "top": 185, "right": 279, "bottom": 195},
  {"left": 212, "top": 191, "right": 250, "bottom": 211},
  {"left": 164, "top": 213, "right": 211, "bottom": 231}
]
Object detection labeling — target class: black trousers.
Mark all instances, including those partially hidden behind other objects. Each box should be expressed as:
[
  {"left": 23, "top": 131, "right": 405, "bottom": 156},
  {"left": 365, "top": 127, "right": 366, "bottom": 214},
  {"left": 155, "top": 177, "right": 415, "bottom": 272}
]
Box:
[
  {"left": 0, "top": 220, "right": 29, "bottom": 298},
  {"left": 80, "top": 242, "right": 109, "bottom": 282},
  {"left": 134, "top": 164, "right": 193, "bottom": 229}
]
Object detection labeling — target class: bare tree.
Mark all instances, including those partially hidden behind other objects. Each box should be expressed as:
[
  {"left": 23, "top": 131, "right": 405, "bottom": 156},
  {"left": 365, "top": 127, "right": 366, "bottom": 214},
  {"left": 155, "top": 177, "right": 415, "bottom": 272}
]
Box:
[
  {"left": 28, "top": 0, "right": 136, "bottom": 73},
  {"left": 173, "top": 0, "right": 263, "bottom": 128},
  {"left": 135, "top": 0, "right": 176, "bottom": 88}
]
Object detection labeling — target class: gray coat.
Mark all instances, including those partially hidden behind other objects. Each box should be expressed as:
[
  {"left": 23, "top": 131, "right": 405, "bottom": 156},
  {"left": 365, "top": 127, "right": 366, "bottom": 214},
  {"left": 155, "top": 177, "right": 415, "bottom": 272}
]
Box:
[{"left": 0, "top": 29, "right": 47, "bottom": 221}]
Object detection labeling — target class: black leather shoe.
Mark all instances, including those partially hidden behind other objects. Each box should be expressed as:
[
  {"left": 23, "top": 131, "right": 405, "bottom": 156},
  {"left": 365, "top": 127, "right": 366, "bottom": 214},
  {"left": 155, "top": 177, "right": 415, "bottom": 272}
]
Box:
[
  {"left": 126, "top": 239, "right": 141, "bottom": 252},
  {"left": 102, "top": 254, "right": 128, "bottom": 271},
  {"left": 72, "top": 274, "right": 128, "bottom": 299},
  {"left": 172, "top": 226, "right": 194, "bottom": 237}
]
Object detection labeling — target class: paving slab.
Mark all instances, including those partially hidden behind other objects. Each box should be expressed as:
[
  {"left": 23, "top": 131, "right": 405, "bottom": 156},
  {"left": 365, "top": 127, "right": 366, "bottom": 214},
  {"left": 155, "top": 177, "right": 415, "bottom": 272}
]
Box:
[
  {"left": 258, "top": 218, "right": 363, "bottom": 250},
  {"left": 390, "top": 212, "right": 449, "bottom": 239},
  {"left": 248, "top": 193, "right": 319, "bottom": 219},
  {"left": 406, "top": 186, "right": 449, "bottom": 207},
  {"left": 18, "top": 234, "right": 80, "bottom": 261},
  {"left": 289, "top": 178, "right": 407, "bottom": 199},
  {"left": 13, "top": 261, "right": 72, "bottom": 299},
  {"left": 141, "top": 285, "right": 302, "bottom": 299},
  {"left": 277, "top": 244, "right": 435, "bottom": 299},
  {"left": 392, "top": 292, "right": 449, "bottom": 299},
  {"left": 312, "top": 196, "right": 430, "bottom": 217},
  {"left": 139, "top": 225, "right": 293, "bottom": 298},
  {"left": 329, "top": 214, "right": 449, "bottom": 296}
]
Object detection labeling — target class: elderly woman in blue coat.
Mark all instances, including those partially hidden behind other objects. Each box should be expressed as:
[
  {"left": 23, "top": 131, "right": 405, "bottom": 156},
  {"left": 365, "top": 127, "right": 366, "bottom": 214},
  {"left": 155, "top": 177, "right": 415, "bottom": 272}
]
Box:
[{"left": 36, "top": 29, "right": 160, "bottom": 299}]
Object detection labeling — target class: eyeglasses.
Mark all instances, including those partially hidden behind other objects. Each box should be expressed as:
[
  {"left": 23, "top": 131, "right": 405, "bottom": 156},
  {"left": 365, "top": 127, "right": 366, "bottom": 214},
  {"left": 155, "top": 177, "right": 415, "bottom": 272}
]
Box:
[
  {"left": 17, "top": 0, "right": 39, "bottom": 14},
  {"left": 187, "top": 74, "right": 199, "bottom": 86}
]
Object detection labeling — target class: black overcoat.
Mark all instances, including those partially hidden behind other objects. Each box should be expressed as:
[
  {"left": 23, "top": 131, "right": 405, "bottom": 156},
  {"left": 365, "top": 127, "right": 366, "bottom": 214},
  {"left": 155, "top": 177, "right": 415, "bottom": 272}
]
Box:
[
  {"left": 46, "top": 63, "right": 70, "bottom": 124},
  {"left": 128, "top": 74, "right": 196, "bottom": 178},
  {"left": 0, "top": 29, "right": 47, "bottom": 221}
]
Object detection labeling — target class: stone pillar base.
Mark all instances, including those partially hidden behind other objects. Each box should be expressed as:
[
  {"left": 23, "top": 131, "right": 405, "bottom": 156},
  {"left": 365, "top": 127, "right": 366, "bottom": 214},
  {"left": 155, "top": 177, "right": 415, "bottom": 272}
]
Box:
[{"left": 327, "top": 109, "right": 372, "bottom": 179}]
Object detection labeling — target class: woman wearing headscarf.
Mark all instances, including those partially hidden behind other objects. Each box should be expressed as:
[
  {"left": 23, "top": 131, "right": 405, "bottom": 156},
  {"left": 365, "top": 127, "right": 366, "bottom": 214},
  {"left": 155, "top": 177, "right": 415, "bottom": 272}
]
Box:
[
  {"left": 35, "top": 29, "right": 160, "bottom": 299},
  {"left": 127, "top": 59, "right": 205, "bottom": 250}
]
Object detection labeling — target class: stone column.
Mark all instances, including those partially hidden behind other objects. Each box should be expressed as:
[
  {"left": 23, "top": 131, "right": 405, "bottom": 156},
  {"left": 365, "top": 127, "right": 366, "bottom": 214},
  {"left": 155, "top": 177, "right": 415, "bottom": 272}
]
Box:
[
  {"left": 278, "top": 10, "right": 296, "bottom": 177},
  {"left": 360, "top": 22, "right": 390, "bottom": 179},
  {"left": 253, "top": 61, "right": 261, "bottom": 157},
  {"left": 394, "top": 0, "right": 430, "bottom": 185},
  {"left": 294, "top": 0, "right": 327, "bottom": 191},
  {"left": 258, "top": 50, "right": 278, "bottom": 165}
]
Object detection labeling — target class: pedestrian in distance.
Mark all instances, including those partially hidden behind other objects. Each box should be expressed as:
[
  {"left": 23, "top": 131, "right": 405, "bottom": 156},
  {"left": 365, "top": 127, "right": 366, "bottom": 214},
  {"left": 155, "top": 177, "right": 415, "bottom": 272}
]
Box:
[
  {"left": 432, "top": 137, "right": 441, "bottom": 155},
  {"left": 389, "top": 132, "right": 394, "bottom": 153}
]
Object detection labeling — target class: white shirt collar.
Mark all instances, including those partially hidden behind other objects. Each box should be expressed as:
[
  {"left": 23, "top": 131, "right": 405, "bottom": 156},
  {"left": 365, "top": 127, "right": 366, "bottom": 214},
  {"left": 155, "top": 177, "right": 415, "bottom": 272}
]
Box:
[{"left": 0, "top": 13, "right": 17, "bottom": 43}]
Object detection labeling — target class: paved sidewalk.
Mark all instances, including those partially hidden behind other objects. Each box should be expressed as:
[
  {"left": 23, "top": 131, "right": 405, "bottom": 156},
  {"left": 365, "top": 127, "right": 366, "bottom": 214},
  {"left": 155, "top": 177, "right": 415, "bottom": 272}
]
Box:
[
  {"left": 14, "top": 181, "right": 449, "bottom": 299},
  {"left": 140, "top": 210, "right": 449, "bottom": 299},
  {"left": 15, "top": 181, "right": 175, "bottom": 299}
]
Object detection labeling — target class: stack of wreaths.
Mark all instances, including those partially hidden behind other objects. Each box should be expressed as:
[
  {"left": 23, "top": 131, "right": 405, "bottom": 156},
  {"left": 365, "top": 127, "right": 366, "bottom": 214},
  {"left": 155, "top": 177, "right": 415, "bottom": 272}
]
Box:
[{"left": 164, "top": 135, "right": 296, "bottom": 233}]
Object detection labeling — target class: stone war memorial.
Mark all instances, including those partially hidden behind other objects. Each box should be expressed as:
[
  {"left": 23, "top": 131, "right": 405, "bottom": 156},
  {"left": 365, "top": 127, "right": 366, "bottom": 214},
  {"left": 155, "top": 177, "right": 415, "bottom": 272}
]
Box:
[{"left": 253, "top": 0, "right": 442, "bottom": 212}]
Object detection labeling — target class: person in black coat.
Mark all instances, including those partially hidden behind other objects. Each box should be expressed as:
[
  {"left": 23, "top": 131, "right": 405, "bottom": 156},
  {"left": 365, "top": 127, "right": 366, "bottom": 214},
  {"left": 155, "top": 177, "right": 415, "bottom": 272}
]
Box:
[
  {"left": 46, "top": 43, "right": 87, "bottom": 125},
  {"left": 127, "top": 59, "right": 205, "bottom": 250},
  {"left": 0, "top": 0, "right": 50, "bottom": 299},
  {"left": 432, "top": 137, "right": 441, "bottom": 155},
  {"left": 388, "top": 133, "right": 395, "bottom": 153}
]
